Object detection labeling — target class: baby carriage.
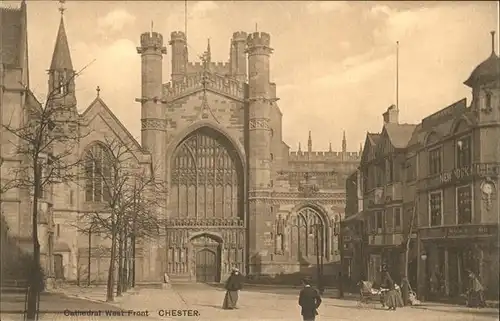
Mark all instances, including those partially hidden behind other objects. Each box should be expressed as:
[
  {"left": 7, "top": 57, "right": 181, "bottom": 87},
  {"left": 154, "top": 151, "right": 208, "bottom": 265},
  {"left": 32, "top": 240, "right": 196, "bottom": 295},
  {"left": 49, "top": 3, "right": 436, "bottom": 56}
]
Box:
[
  {"left": 404, "top": 282, "right": 421, "bottom": 306},
  {"left": 357, "top": 281, "right": 388, "bottom": 308}
]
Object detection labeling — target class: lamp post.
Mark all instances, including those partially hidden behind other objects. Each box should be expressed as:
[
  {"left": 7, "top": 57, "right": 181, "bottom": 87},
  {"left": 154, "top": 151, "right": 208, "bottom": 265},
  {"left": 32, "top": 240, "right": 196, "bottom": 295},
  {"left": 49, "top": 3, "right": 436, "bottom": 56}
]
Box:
[
  {"left": 420, "top": 251, "right": 428, "bottom": 301},
  {"left": 338, "top": 215, "right": 344, "bottom": 298}
]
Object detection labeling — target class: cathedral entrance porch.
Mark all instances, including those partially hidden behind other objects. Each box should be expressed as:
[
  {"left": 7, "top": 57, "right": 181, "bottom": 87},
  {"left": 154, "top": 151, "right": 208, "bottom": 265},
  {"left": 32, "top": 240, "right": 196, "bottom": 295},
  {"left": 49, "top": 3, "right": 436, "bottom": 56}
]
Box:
[
  {"left": 164, "top": 224, "right": 245, "bottom": 283},
  {"left": 194, "top": 239, "right": 221, "bottom": 283}
]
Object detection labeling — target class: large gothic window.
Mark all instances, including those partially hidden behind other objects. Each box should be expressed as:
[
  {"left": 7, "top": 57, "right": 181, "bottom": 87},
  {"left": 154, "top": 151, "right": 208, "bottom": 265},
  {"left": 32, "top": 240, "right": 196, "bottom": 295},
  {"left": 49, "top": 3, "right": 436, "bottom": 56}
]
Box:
[
  {"left": 170, "top": 127, "right": 243, "bottom": 219},
  {"left": 290, "top": 207, "right": 326, "bottom": 259},
  {"left": 84, "top": 144, "right": 112, "bottom": 203}
]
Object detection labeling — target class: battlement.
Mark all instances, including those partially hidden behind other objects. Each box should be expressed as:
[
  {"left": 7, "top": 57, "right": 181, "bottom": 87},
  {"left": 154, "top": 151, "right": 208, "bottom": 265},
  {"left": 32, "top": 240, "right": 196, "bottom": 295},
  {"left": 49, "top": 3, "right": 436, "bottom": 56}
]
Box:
[
  {"left": 247, "top": 32, "right": 271, "bottom": 47},
  {"left": 139, "top": 32, "right": 165, "bottom": 48},
  {"left": 288, "top": 151, "right": 361, "bottom": 162},
  {"left": 163, "top": 72, "right": 244, "bottom": 100},
  {"left": 187, "top": 61, "right": 231, "bottom": 75},
  {"left": 232, "top": 31, "right": 248, "bottom": 42},
  {"left": 170, "top": 31, "right": 186, "bottom": 43}
]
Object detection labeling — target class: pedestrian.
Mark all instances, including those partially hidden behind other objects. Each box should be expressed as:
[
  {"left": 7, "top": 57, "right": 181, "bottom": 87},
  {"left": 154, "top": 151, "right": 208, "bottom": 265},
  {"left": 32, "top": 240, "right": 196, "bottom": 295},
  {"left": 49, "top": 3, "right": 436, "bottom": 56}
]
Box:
[
  {"left": 381, "top": 265, "right": 398, "bottom": 311},
  {"left": 222, "top": 267, "right": 244, "bottom": 310},
  {"left": 298, "top": 278, "right": 322, "bottom": 321},
  {"left": 466, "top": 271, "right": 486, "bottom": 308}
]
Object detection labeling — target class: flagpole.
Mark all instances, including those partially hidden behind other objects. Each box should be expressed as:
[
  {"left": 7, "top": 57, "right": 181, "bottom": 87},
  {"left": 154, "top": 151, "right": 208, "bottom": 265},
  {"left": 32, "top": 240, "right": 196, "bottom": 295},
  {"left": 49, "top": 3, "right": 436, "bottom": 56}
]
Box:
[
  {"left": 396, "top": 41, "right": 399, "bottom": 110},
  {"left": 185, "top": 0, "right": 188, "bottom": 38},
  {"left": 497, "top": 1, "right": 499, "bottom": 54}
]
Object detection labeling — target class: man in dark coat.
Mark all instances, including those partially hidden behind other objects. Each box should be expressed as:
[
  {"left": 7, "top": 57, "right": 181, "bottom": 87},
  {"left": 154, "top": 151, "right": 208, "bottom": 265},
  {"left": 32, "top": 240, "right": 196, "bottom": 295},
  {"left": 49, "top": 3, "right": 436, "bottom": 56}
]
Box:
[
  {"left": 222, "top": 268, "right": 244, "bottom": 309},
  {"left": 298, "top": 278, "right": 322, "bottom": 321}
]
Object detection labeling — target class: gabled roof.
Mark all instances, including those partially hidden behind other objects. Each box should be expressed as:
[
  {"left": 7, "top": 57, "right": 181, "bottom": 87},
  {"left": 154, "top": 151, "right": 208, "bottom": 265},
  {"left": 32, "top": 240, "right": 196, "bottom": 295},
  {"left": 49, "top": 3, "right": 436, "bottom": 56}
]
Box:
[
  {"left": 367, "top": 133, "right": 381, "bottom": 145},
  {"left": 50, "top": 15, "right": 73, "bottom": 70},
  {"left": 384, "top": 123, "right": 417, "bottom": 149},
  {"left": 81, "top": 97, "right": 145, "bottom": 155},
  {"left": 360, "top": 132, "right": 380, "bottom": 165},
  {"left": 1, "top": 6, "right": 23, "bottom": 66}
]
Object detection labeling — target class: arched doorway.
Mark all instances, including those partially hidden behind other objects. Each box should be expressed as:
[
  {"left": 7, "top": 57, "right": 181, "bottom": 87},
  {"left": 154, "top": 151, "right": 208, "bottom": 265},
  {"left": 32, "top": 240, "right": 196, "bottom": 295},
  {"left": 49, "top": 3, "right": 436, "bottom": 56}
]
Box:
[
  {"left": 169, "top": 126, "right": 244, "bottom": 220},
  {"left": 192, "top": 234, "right": 221, "bottom": 283},
  {"left": 54, "top": 254, "right": 64, "bottom": 280},
  {"left": 289, "top": 207, "right": 327, "bottom": 260}
]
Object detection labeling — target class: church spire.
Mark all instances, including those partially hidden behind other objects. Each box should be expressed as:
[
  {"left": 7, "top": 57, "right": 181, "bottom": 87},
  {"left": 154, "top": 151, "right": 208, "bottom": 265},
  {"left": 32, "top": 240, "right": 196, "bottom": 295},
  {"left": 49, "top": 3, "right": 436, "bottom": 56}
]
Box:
[
  {"left": 50, "top": 1, "right": 73, "bottom": 71},
  {"left": 48, "top": 0, "right": 76, "bottom": 106},
  {"left": 206, "top": 38, "right": 211, "bottom": 64},
  {"left": 308, "top": 131, "right": 312, "bottom": 153},
  {"left": 342, "top": 130, "right": 347, "bottom": 153}
]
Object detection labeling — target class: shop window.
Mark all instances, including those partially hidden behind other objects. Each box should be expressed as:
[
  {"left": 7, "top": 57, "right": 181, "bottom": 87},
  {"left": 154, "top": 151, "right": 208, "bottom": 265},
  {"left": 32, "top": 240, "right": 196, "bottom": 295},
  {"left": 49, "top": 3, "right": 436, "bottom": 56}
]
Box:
[
  {"left": 457, "top": 185, "right": 472, "bottom": 224},
  {"left": 429, "top": 190, "right": 443, "bottom": 226}
]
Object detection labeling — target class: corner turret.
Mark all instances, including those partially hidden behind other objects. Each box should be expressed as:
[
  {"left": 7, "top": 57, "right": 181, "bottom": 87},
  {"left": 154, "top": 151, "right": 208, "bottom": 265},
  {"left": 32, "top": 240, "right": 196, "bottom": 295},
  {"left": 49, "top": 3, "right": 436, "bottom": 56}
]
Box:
[
  {"left": 229, "top": 31, "right": 247, "bottom": 82},
  {"left": 169, "top": 31, "right": 188, "bottom": 83},
  {"left": 246, "top": 30, "right": 274, "bottom": 275},
  {"left": 246, "top": 32, "right": 273, "bottom": 98},
  {"left": 464, "top": 31, "right": 500, "bottom": 119},
  {"left": 136, "top": 30, "right": 167, "bottom": 152}
]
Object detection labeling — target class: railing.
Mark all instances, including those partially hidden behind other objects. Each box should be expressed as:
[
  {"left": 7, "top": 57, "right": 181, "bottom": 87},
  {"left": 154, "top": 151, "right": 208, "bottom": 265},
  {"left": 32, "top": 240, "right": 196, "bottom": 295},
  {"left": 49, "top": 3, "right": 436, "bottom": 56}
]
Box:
[{"left": 165, "top": 218, "right": 244, "bottom": 227}]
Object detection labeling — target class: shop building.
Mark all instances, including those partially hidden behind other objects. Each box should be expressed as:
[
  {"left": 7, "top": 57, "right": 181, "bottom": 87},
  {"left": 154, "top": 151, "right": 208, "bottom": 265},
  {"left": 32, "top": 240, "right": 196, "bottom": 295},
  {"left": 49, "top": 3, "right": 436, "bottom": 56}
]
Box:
[{"left": 414, "top": 34, "right": 500, "bottom": 301}]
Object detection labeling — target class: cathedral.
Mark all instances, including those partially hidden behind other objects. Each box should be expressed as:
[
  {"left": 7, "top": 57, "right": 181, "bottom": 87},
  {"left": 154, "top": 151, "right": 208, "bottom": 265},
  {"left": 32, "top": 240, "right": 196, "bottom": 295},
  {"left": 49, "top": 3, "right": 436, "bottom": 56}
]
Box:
[{"left": 1, "top": 2, "right": 360, "bottom": 284}]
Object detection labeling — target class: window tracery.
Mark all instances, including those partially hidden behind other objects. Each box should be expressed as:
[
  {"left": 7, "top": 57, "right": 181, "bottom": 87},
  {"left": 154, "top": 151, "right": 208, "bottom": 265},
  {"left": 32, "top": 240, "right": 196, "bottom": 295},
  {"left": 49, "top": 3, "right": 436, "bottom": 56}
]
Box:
[
  {"left": 170, "top": 128, "right": 243, "bottom": 220},
  {"left": 84, "top": 144, "right": 112, "bottom": 203},
  {"left": 289, "top": 207, "right": 326, "bottom": 259}
]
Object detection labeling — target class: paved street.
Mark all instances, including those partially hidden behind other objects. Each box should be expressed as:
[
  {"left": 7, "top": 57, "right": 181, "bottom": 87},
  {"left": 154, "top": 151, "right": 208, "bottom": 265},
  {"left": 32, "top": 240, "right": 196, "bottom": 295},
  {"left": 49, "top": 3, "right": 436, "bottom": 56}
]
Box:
[
  {"left": 3, "top": 284, "right": 498, "bottom": 321},
  {"left": 0, "top": 292, "right": 127, "bottom": 321}
]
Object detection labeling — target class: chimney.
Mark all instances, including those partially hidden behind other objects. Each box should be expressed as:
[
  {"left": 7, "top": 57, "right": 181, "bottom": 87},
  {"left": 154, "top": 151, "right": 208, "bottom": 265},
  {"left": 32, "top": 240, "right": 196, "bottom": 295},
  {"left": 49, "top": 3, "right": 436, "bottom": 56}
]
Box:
[{"left": 383, "top": 104, "right": 399, "bottom": 124}]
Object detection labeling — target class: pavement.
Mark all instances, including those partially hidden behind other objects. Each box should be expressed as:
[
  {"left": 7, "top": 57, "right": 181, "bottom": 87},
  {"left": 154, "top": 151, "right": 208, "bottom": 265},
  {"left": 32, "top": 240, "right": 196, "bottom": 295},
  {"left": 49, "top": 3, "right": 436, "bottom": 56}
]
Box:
[
  {"left": 0, "top": 291, "right": 126, "bottom": 321},
  {"left": 2, "top": 283, "right": 498, "bottom": 321}
]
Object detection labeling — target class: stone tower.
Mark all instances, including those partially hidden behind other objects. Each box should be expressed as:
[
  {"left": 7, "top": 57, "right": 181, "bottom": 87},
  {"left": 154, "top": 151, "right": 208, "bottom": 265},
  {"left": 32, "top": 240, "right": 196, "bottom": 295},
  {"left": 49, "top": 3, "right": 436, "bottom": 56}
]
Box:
[
  {"left": 230, "top": 31, "right": 247, "bottom": 82},
  {"left": 169, "top": 31, "right": 187, "bottom": 84},
  {"left": 136, "top": 31, "right": 167, "bottom": 280},
  {"left": 246, "top": 32, "right": 274, "bottom": 274}
]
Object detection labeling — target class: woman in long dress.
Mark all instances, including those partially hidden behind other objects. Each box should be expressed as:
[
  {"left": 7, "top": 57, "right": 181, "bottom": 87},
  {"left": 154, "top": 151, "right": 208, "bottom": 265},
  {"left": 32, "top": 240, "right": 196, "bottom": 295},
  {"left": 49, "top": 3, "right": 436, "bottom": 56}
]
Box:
[
  {"left": 381, "top": 265, "right": 398, "bottom": 311},
  {"left": 222, "top": 268, "right": 244, "bottom": 310},
  {"left": 467, "top": 271, "right": 486, "bottom": 308}
]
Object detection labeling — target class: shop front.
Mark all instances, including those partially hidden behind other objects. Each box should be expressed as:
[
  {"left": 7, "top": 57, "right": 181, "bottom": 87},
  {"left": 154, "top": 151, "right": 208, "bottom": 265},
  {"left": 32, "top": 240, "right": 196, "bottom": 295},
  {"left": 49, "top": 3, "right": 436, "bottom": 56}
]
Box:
[{"left": 418, "top": 224, "right": 499, "bottom": 301}]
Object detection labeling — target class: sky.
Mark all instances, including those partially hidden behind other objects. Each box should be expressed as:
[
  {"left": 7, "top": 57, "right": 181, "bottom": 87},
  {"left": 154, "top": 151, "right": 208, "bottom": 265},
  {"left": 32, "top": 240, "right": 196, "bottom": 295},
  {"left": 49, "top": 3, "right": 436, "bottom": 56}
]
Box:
[{"left": 5, "top": 0, "right": 499, "bottom": 152}]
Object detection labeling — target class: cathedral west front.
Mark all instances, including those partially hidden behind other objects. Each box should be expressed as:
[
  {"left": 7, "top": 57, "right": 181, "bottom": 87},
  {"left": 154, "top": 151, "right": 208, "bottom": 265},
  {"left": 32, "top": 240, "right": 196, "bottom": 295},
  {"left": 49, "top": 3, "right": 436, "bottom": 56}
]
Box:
[{"left": 1, "top": 2, "right": 360, "bottom": 284}]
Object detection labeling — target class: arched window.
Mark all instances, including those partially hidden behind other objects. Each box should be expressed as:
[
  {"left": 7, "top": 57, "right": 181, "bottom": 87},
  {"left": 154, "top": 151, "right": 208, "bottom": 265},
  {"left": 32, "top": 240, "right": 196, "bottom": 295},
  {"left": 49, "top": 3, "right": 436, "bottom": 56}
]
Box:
[
  {"left": 84, "top": 144, "right": 112, "bottom": 203},
  {"left": 290, "top": 207, "right": 326, "bottom": 259},
  {"left": 169, "top": 127, "right": 244, "bottom": 220},
  {"left": 485, "top": 92, "right": 492, "bottom": 110}
]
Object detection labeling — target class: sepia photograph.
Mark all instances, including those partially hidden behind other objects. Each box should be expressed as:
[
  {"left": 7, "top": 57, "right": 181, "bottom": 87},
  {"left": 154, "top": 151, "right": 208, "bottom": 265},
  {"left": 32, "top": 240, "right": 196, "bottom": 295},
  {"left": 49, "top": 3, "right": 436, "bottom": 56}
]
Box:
[{"left": 0, "top": 1, "right": 499, "bottom": 320}]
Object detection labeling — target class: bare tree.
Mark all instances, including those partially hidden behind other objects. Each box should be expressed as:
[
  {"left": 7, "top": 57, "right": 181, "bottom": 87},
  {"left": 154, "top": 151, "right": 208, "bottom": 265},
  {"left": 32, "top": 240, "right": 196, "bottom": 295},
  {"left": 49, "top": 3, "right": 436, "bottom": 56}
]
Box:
[
  {"left": 1, "top": 63, "right": 93, "bottom": 320},
  {"left": 76, "top": 136, "right": 163, "bottom": 302},
  {"left": 402, "top": 194, "right": 419, "bottom": 304}
]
